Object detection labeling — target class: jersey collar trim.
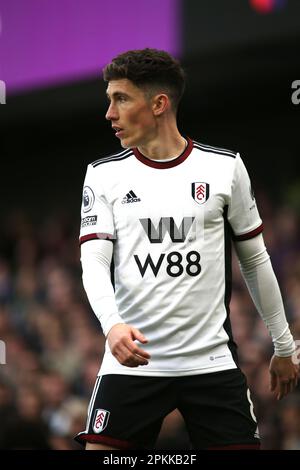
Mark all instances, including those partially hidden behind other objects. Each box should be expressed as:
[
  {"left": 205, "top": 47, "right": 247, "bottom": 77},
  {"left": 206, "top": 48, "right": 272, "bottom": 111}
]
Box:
[{"left": 132, "top": 136, "right": 193, "bottom": 169}]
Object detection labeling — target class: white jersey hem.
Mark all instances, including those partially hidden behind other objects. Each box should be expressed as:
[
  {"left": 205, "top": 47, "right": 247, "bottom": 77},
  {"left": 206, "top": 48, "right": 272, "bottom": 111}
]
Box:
[{"left": 98, "top": 362, "right": 237, "bottom": 377}]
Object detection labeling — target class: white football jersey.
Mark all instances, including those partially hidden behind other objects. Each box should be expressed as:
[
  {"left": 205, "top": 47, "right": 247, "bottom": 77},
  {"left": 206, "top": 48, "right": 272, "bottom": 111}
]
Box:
[{"left": 79, "top": 138, "right": 263, "bottom": 376}]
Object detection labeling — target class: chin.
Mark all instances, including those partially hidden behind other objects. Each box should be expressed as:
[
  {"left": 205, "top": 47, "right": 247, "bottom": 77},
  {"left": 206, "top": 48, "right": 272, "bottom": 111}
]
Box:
[
  {"left": 120, "top": 138, "right": 136, "bottom": 149},
  {"left": 120, "top": 142, "right": 130, "bottom": 149}
]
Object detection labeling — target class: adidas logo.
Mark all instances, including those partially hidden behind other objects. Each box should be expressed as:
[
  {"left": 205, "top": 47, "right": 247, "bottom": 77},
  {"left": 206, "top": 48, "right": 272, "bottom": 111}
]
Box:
[{"left": 122, "top": 190, "right": 141, "bottom": 204}]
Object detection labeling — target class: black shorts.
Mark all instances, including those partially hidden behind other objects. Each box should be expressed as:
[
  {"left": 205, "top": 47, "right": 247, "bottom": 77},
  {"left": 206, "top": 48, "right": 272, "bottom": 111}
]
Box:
[{"left": 75, "top": 368, "right": 260, "bottom": 450}]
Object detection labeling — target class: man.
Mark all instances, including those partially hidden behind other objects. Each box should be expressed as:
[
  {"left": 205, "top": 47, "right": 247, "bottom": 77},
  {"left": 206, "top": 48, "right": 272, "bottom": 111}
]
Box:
[{"left": 75, "top": 48, "right": 298, "bottom": 450}]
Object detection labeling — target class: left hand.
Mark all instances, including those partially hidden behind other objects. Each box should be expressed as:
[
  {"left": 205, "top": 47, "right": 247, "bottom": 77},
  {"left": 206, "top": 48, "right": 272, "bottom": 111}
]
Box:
[{"left": 269, "top": 354, "right": 299, "bottom": 400}]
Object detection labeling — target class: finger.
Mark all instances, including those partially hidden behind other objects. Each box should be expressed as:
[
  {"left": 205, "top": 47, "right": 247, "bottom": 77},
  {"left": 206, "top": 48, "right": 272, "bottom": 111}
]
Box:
[
  {"left": 123, "top": 358, "right": 139, "bottom": 367},
  {"left": 285, "top": 381, "right": 293, "bottom": 396},
  {"left": 120, "top": 346, "right": 148, "bottom": 363},
  {"left": 132, "top": 345, "right": 150, "bottom": 359},
  {"left": 123, "top": 344, "right": 150, "bottom": 365},
  {"left": 125, "top": 339, "right": 150, "bottom": 359},
  {"left": 277, "top": 387, "right": 283, "bottom": 400},
  {"left": 115, "top": 335, "right": 150, "bottom": 359},
  {"left": 276, "top": 381, "right": 284, "bottom": 400},
  {"left": 112, "top": 343, "right": 136, "bottom": 365},
  {"left": 289, "top": 371, "right": 299, "bottom": 391},
  {"left": 283, "top": 382, "right": 289, "bottom": 398},
  {"left": 113, "top": 348, "right": 129, "bottom": 366},
  {"left": 278, "top": 381, "right": 289, "bottom": 400},
  {"left": 123, "top": 354, "right": 148, "bottom": 367},
  {"left": 133, "top": 354, "right": 149, "bottom": 365},
  {"left": 270, "top": 372, "right": 277, "bottom": 391},
  {"left": 113, "top": 337, "right": 150, "bottom": 366},
  {"left": 131, "top": 327, "right": 149, "bottom": 344},
  {"left": 117, "top": 350, "right": 147, "bottom": 367},
  {"left": 295, "top": 367, "right": 299, "bottom": 385},
  {"left": 290, "top": 376, "right": 297, "bottom": 392}
]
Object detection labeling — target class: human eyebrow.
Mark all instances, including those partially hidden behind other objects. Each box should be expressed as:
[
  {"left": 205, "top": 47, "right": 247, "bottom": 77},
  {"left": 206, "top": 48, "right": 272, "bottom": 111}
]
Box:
[{"left": 110, "top": 91, "right": 130, "bottom": 101}]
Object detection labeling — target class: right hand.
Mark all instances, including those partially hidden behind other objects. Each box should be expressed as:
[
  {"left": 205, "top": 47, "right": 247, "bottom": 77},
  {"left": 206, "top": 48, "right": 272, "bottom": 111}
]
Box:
[{"left": 107, "top": 323, "right": 151, "bottom": 367}]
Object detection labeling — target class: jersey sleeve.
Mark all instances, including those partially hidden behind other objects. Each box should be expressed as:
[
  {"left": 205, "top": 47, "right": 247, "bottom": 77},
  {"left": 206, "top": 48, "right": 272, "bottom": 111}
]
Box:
[
  {"left": 79, "top": 164, "right": 115, "bottom": 245},
  {"left": 227, "top": 153, "right": 263, "bottom": 241}
]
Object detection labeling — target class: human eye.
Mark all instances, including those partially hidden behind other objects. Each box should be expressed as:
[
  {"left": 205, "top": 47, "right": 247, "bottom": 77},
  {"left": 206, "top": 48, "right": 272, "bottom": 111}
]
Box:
[{"left": 117, "top": 94, "right": 127, "bottom": 103}]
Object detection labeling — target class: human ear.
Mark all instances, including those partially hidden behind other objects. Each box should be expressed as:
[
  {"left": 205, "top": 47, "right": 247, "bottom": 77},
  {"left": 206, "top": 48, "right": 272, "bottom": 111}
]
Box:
[{"left": 152, "top": 94, "right": 169, "bottom": 116}]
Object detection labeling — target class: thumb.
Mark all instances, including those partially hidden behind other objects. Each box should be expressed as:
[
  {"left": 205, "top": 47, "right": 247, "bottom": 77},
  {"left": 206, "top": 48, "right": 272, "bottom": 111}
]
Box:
[
  {"left": 270, "top": 371, "right": 277, "bottom": 391},
  {"left": 131, "top": 327, "right": 148, "bottom": 344}
]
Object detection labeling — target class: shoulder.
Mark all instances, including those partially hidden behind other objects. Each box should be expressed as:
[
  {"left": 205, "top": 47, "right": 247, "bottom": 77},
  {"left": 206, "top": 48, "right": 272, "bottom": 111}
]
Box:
[
  {"left": 192, "top": 140, "right": 237, "bottom": 159},
  {"left": 84, "top": 148, "right": 134, "bottom": 189},
  {"left": 91, "top": 148, "right": 134, "bottom": 168}
]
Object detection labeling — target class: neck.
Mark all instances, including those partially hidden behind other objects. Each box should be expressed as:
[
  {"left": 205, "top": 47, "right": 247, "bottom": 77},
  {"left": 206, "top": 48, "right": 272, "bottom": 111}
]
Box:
[{"left": 137, "top": 120, "right": 186, "bottom": 161}]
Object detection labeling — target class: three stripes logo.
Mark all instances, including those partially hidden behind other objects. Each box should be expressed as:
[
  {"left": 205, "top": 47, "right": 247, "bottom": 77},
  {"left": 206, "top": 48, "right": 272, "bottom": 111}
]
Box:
[{"left": 122, "top": 190, "right": 141, "bottom": 204}]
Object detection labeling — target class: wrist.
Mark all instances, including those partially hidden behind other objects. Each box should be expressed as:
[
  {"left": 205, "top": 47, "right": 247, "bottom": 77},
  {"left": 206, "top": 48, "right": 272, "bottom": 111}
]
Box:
[{"left": 102, "top": 315, "right": 125, "bottom": 337}]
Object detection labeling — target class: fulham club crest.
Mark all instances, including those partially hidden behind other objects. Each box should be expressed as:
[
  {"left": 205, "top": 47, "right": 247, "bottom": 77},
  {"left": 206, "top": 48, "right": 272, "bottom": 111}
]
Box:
[
  {"left": 93, "top": 409, "right": 110, "bottom": 434},
  {"left": 192, "top": 182, "right": 210, "bottom": 205}
]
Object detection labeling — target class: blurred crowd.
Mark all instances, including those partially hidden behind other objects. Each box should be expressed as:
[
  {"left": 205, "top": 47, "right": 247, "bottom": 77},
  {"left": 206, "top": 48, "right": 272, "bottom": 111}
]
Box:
[{"left": 0, "top": 191, "right": 300, "bottom": 450}]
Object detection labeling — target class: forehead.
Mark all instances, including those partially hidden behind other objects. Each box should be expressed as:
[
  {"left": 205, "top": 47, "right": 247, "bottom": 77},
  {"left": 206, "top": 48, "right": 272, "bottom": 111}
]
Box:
[{"left": 106, "top": 79, "right": 144, "bottom": 97}]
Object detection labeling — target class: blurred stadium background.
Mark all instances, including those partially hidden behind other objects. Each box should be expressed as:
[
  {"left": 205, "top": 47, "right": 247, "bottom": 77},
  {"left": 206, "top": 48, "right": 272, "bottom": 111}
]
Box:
[{"left": 1, "top": 0, "right": 300, "bottom": 449}]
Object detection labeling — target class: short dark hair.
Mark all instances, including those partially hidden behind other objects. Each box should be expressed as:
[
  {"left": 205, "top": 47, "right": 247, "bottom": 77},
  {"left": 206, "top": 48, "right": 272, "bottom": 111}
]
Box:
[{"left": 103, "top": 48, "right": 185, "bottom": 112}]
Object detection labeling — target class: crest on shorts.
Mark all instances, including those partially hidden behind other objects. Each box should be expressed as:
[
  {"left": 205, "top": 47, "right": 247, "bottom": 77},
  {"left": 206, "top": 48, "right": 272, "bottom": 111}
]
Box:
[
  {"left": 93, "top": 408, "right": 110, "bottom": 434},
  {"left": 191, "top": 182, "right": 210, "bottom": 205}
]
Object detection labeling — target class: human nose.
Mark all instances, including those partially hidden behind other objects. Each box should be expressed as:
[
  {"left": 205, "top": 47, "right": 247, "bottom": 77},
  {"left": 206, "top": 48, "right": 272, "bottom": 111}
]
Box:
[{"left": 105, "top": 102, "right": 118, "bottom": 121}]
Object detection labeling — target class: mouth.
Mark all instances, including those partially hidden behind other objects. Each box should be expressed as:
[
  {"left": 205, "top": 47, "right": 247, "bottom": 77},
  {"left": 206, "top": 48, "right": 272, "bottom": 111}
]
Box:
[{"left": 112, "top": 126, "right": 124, "bottom": 138}]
